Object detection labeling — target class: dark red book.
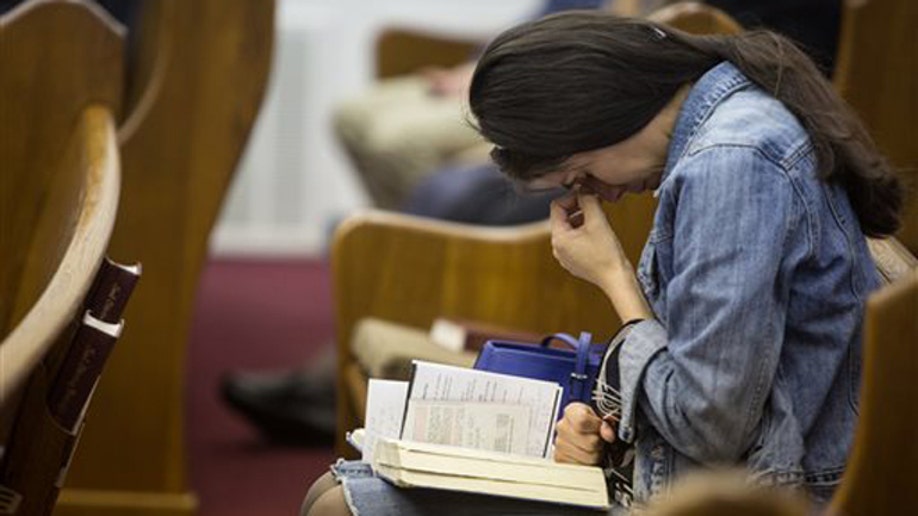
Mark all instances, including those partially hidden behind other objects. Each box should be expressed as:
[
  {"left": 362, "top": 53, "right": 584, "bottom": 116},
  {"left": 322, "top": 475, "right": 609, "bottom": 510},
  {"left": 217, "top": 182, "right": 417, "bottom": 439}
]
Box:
[
  {"left": 46, "top": 312, "right": 123, "bottom": 432},
  {"left": 84, "top": 258, "right": 141, "bottom": 323},
  {"left": 41, "top": 258, "right": 140, "bottom": 384},
  {"left": 45, "top": 257, "right": 140, "bottom": 432}
]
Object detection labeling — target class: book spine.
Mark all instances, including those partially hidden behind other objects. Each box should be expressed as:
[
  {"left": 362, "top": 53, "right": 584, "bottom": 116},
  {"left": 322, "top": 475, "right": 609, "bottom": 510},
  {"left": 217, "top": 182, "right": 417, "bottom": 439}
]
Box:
[
  {"left": 46, "top": 313, "right": 123, "bottom": 432},
  {"left": 41, "top": 257, "right": 140, "bottom": 388},
  {"left": 83, "top": 257, "right": 141, "bottom": 323}
]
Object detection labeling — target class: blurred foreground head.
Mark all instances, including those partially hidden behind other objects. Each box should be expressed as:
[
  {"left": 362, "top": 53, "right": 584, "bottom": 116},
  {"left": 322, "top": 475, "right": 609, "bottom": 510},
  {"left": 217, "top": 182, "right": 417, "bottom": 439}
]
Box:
[{"left": 642, "top": 469, "right": 811, "bottom": 516}]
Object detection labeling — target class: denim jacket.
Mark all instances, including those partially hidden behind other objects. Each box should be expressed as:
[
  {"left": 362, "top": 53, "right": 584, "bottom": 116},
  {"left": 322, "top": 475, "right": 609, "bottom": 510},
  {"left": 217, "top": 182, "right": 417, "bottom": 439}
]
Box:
[{"left": 617, "top": 62, "right": 879, "bottom": 504}]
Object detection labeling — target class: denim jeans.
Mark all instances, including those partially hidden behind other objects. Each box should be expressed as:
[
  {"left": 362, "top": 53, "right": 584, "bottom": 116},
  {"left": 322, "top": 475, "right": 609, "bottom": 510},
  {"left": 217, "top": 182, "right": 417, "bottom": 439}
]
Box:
[{"left": 329, "top": 460, "right": 613, "bottom": 515}]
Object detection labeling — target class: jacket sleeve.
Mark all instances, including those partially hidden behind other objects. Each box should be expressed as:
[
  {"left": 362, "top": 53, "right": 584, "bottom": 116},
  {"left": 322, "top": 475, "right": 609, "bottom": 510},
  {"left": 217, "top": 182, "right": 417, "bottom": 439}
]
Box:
[{"left": 616, "top": 145, "right": 803, "bottom": 463}]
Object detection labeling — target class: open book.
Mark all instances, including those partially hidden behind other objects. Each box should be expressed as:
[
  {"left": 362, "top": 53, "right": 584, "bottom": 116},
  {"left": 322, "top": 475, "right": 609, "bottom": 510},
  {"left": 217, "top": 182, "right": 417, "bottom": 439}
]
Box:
[{"left": 356, "top": 361, "right": 610, "bottom": 510}]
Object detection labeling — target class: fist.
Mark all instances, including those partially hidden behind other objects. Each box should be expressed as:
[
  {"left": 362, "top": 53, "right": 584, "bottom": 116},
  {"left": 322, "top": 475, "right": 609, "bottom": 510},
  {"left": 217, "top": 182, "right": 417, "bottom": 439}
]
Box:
[{"left": 554, "top": 402, "right": 617, "bottom": 465}]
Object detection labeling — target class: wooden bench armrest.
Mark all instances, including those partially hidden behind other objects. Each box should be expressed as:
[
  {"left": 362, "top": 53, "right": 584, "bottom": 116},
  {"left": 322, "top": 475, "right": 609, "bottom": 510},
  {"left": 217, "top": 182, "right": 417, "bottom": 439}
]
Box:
[
  {"left": 867, "top": 237, "right": 918, "bottom": 285},
  {"left": 1, "top": 106, "right": 119, "bottom": 405}
]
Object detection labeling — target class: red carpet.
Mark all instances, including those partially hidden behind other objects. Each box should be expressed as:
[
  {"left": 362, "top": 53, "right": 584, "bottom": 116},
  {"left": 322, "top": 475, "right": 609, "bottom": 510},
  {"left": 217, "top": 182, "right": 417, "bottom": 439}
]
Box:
[{"left": 186, "top": 258, "right": 336, "bottom": 516}]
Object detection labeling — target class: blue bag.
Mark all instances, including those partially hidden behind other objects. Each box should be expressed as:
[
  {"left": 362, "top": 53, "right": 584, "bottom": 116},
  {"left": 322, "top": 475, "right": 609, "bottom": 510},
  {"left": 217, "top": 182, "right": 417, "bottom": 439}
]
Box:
[{"left": 473, "top": 332, "right": 607, "bottom": 416}]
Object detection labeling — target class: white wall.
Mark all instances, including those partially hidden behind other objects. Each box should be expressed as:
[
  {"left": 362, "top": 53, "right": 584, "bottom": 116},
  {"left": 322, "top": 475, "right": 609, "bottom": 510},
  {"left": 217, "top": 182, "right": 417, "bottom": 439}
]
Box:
[{"left": 210, "top": 0, "right": 540, "bottom": 257}]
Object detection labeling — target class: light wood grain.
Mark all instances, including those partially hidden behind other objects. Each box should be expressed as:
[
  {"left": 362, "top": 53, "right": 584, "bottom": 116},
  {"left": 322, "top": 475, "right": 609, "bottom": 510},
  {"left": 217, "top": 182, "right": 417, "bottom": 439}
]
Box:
[
  {"left": 0, "top": 0, "right": 123, "bottom": 335},
  {"left": 0, "top": 106, "right": 120, "bottom": 406},
  {"left": 0, "top": 0, "right": 123, "bottom": 423}
]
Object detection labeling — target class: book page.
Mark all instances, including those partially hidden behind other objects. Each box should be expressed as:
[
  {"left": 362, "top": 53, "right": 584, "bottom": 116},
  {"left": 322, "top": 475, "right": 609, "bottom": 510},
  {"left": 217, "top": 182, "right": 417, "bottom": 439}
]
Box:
[
  {"left": 402, "top": 400, "right": 530, "bottom": 455},
  {"left": 404, "top": 361, "right": 562, "bottom": 458},
  {"left": 362, "top": 379, "right": 409, "bottom": 462}
]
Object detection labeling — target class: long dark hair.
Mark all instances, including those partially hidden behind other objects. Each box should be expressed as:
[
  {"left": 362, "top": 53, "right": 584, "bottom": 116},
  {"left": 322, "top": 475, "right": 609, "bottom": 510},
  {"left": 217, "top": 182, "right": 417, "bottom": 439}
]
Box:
[{"left": 469, "top": 11, "right": 903, "bottom": 237}]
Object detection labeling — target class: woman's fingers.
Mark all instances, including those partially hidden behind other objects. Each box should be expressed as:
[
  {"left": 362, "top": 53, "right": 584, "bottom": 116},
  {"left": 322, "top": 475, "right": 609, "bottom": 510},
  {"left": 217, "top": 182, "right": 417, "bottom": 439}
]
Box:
[
  {"left": 554, "top": 403, "right": 605, "bottom": 465},
  {"left": 600, "top": 419, "right": 617, "bottom": 443},
  {"left": 554, "top": 438, "right": 602, "bottom": 465},
  {"left": 577, "top": 192, "right": 605, "bottom": 221},
  {"left": 555, "top": 192, "right": 579, "bottom": 211},
  {"left": 549, "top": 200, "right": 573, "bottom": 232},
  {"left": 563, "top": 403, "right": 602, "bottom": 432}
]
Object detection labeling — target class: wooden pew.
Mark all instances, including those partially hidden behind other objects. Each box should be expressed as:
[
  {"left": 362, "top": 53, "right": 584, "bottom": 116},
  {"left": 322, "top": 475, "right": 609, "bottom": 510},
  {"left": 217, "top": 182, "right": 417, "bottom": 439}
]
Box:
[
  {"left": 0, "top": 1, "right": 123, "bottom": 513},
  {"left": 829, "top": 267, "right": 918, "bottom": 514},
  {"left": 375, "top": 30, "right": 478, "bottom": 80},
  {"left": 332, "top": 3, "right": 743, "bottom": 457},
  {"left": 52, "top": 1, "right": 275, "bottom": 515},
  {"left": 834, "top": 0, "right": 918, "bottom": 254}
]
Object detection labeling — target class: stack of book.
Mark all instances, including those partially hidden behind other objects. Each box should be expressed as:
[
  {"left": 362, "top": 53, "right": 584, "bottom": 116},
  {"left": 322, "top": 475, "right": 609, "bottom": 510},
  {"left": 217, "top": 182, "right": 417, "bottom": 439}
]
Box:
[
  {"left": 354, "top": 361, "right": 611, "bottom": 511},
  {"left": 0, "top": 257, "right": 140, "bottom": 515},
  {"left": 47, "top": 258, "right": 141, "bottom": 432}
]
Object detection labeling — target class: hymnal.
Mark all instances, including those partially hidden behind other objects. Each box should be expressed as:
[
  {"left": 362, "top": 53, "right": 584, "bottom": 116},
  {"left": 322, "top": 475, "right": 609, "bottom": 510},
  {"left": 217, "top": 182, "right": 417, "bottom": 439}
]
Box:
[
  {"left": 46, "top": 312, "right": 123, "bottom": 432},
  {"left": 84, "top": 257, "right": 141, "bottom": 323}
]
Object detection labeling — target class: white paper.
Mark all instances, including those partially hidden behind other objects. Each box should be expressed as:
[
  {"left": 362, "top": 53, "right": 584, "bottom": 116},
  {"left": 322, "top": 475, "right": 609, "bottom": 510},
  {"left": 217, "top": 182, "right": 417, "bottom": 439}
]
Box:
[
  {"left": 428, "top": 318, "right": 466, "bottom": 352},
  {"left": 405, "top": 361, "right": 562, "bottom": 458},
  {"left": 346, "top": 428, "right": 365, "bottom": 452},
  {"left": 402, "top": 400, "right": 530, "bottom": 455},
  {"left": 363, "top": 379, "right": 409, "bottom": 462}
]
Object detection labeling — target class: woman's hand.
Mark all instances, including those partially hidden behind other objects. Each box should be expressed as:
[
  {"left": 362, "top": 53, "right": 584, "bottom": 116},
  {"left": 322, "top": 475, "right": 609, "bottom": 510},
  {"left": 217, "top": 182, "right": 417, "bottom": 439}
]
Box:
[
  {"left": 550, "top": 193, "right": 629, "bottom": 287},
  {"left": 554, "top": 402, "right": 617, "bottom": 465},
  {"left": 549, "top": 193, "right": 654, "bottom": 321}
]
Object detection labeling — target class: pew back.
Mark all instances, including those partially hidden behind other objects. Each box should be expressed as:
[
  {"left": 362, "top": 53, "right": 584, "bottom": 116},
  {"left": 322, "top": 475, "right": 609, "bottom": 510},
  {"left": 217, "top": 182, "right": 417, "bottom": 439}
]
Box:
[
  {"left": 0, "top": 1, "right": 123, "bottom": 513},
  {"left": 834, "top": 0, "right": 918, "bottom": 254},
  {"left": 0, "top": 0, "right": 123, "bottom": 410},
  {"left": 830, "top": 268, "right": 918, "bottom": 513}
]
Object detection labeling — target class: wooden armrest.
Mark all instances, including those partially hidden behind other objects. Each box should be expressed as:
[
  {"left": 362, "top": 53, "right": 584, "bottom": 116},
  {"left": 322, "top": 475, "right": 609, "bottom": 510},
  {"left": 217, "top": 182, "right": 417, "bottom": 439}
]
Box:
[
  {"left": 867, "top": 237, "right": 918, "bottom": 285},
  {"left": 648, "top": 2, "right": 743, "bottom": 34},
  {"left": 1, "top": 106, "right": 119, "bottom": 405}
]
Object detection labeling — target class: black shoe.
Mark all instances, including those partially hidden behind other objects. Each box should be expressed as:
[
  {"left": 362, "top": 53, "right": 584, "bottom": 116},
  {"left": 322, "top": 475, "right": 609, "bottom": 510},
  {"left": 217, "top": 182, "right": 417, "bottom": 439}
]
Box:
[{"left": 220, "top": 368, "right": 336, "bottom": 447}]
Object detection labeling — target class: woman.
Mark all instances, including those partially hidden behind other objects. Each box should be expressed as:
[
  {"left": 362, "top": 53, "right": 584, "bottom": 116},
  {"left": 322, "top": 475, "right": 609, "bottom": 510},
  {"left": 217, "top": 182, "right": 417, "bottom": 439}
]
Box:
[{"left": 303, "top": 11, "right": 902, "bottom": 515}]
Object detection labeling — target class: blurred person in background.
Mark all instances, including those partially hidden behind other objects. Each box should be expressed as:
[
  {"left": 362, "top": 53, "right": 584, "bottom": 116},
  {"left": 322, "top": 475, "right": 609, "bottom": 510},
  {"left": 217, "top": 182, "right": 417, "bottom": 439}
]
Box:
[{"left": 333, "top": 0, "right": 642, "bottom": 212}]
